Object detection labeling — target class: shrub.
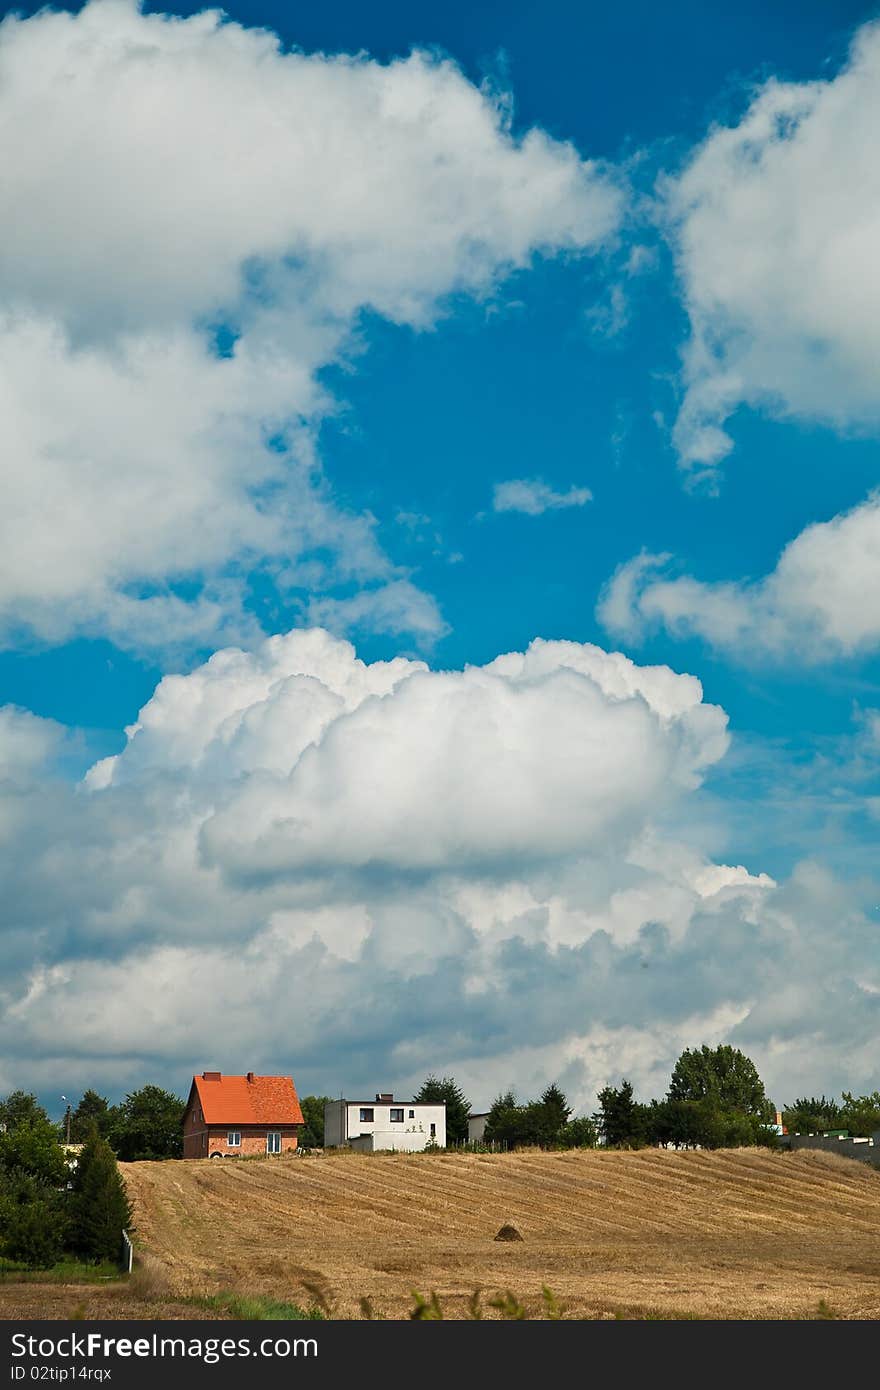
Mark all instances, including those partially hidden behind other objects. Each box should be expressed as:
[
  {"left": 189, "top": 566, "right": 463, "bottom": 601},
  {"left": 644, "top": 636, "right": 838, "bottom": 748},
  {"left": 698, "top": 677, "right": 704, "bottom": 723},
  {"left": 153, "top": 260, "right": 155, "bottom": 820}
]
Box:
[{"left": 1, "top": 1180, "right": 67, "bottom": 1269}]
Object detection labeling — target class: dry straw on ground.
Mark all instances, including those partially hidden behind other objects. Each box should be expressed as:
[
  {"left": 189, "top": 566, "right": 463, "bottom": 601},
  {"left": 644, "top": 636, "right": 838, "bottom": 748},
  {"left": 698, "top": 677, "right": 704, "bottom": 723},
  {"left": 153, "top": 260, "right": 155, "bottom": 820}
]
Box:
[{"left": 2, "top": 1146, "right": 878, "bottom": 1320}]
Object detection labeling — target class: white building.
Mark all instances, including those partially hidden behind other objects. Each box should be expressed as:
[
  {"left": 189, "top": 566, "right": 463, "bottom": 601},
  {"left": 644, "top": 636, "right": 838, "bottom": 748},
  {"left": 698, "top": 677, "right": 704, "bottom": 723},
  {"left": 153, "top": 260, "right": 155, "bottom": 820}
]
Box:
[
  {"left": 324, "top": 1092, "right": 446, "bottom": 1151},
  {"left": 467, "top": 1112, "right": 489, "bottom": 1143}
]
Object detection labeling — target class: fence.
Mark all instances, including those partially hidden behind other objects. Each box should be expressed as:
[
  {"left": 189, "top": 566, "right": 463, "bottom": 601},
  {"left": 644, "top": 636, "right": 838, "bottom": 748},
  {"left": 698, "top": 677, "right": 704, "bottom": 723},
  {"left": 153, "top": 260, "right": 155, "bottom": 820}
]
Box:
[
  {"left": 121, "top": 1228, "right": 133, "bottom": 1274},
  {"left": 787, "top": 1132, "right": 880, "bottom": 1168},
  {"left": 447, "top": 1139, "right": 509, "bottom": 1154}
]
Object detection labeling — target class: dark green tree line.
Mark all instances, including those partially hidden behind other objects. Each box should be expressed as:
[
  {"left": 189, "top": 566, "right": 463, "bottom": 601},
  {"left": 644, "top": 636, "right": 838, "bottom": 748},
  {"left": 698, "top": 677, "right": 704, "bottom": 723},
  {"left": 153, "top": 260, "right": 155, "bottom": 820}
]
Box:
[
  {"left": 483, "top": 1084, "right": 596, "bottom": 1149},
  {"left": 0, "top": 1091, "right": 134, "bottom": 1270}
]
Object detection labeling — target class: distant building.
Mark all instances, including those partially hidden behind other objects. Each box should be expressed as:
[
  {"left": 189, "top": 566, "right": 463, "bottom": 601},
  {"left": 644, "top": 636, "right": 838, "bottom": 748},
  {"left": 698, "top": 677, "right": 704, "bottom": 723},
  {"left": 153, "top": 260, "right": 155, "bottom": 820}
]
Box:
[
  {"left": 324, "top": 1092, "right": 446, "bottom": 1151},
  {"left": 782, "top": 1128, "right": 880, "bottom": 1168},
  {"left": 182, "top": 1071, "right": 304, "bottom": 1158},
  {"left": 467, "top": 1112, "right": 490, "bottom": 1144}
]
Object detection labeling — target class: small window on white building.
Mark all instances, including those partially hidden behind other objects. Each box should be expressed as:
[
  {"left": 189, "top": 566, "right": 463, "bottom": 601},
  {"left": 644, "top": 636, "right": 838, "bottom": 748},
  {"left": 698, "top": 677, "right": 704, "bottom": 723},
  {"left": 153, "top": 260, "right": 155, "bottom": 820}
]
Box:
[
  {"left": 408, "top": 1109, "right": 415, "bottom": 1119},
  {"left": 430, "top": 1123, "right": 436, "bottom": 1137},
  {"left": 359, "top": 1107, "right": 374, "bottom": 1123},
  {"left": 390, "top": 1108, "right": 404, "bottom": 1123},
  {"left": 227, "top": 1130, "right": 241, "bottom": 1147},
  {"left": 266, "top": 1131, "right": 281, "bottom": 1154}
]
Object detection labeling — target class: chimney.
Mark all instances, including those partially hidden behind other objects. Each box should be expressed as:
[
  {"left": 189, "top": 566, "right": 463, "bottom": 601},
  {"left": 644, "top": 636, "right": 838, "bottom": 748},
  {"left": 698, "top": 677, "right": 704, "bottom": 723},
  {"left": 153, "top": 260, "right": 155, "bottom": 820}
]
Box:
[
  {"left": 247, "top": 1072, "right": 255, "bottom": 1084},
  {"left": 202, "top": 1071, "right": 221, "bottom": 1081}
]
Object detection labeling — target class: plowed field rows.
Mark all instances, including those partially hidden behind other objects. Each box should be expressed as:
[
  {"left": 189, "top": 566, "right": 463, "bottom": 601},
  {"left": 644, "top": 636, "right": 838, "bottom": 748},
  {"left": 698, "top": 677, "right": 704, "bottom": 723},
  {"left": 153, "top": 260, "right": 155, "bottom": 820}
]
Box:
[{"left": 112, "top": 1146, "right": 880, "bottom": 1319}]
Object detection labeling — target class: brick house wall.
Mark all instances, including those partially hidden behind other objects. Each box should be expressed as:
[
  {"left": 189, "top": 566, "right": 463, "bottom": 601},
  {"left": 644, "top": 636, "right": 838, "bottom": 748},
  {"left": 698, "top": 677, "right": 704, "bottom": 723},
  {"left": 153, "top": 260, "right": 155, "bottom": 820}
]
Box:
[
  {"left": 183, "top": 1097, "right": 208, "bottom": 1158},
  {"left": 184, "top": 1122, "right": 300, "bottom": 1158},
  {"left": 207, "top": 1126, "right": 298, "bottom": 1157},
  {"left": 182, "top": 1112, "right": 298, "bottom": 1156}
]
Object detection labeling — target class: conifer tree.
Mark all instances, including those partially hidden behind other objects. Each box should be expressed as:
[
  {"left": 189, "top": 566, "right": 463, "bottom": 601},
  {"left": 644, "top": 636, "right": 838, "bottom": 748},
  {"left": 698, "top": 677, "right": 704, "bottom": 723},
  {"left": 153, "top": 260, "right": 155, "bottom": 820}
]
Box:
[
  {"left": 69, "top": 1128, "right": 133, "bottom": 1262},
  {"left": 413, "top": 1075, "right": 472, "bottom": 1145}
]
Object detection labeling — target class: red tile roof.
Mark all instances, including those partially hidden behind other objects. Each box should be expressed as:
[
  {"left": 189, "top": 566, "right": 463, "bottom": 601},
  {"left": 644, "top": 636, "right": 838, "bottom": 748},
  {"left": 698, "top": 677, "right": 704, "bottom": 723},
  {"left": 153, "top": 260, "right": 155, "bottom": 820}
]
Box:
[{"left": 191, "top": 1073, "right": 304, "bottom": 1126}]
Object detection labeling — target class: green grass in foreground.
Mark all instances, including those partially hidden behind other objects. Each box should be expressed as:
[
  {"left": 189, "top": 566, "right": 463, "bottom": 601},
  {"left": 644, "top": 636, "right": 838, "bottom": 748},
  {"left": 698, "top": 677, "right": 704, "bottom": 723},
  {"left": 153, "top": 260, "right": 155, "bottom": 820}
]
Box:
[
  {"left": 192, "top": 1291, "right": 327, "bottom": 1321},
  {"left": 0, "top": 1257, "right": 123, "bottom": 1284}
]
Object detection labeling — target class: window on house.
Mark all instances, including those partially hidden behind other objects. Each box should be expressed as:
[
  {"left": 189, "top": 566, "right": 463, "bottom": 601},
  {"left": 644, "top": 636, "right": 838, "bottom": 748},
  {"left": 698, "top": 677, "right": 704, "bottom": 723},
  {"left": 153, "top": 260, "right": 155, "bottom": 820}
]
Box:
[
  {"left": 266, "top": 1131, "right": 281, "bottom": 1154},
  {"left": 227, "top": 1130, "right": 241, "bottom": 1147},
  {"left": 430, "top": 1123, "right": 436, "bottom": 1137},
  {"left": 408, "top": 1109, "right": 415, "bottom": 1119},
  {"left": 390, "top": 1108, "right": 404, "bottom": 1123},
  {"left": 359, "top": 1108, "right": 374, "bottom": 1123}
]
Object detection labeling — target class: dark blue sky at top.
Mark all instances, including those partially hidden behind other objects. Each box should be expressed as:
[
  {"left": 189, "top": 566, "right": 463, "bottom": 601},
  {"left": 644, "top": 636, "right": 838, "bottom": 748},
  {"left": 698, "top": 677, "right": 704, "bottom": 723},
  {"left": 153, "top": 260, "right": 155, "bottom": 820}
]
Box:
[{"left": 2, "top": 0, "right": 880, "bottom": 877}]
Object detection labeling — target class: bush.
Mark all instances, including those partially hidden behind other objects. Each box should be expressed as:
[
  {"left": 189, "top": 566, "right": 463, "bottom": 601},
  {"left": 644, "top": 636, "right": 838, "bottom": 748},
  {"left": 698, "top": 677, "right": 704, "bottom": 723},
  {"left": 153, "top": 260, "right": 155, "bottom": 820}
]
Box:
[{"left": 0, "top": 1174, "right": 67, "bottom": 1269}]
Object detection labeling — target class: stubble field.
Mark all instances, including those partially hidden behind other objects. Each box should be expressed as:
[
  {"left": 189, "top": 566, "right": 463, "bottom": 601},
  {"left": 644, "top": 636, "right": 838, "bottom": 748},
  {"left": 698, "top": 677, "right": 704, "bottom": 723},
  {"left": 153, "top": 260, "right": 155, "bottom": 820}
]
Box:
[{"left": 3, "top": 1146, "right": 879, "bottom": 1319}]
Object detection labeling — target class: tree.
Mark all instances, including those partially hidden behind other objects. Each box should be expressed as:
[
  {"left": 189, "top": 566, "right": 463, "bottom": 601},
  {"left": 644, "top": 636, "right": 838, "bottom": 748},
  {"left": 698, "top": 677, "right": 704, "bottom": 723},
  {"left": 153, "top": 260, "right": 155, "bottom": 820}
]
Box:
[
  {"left": 298, "top": 1096, "right": 331, "bottom": 1148},
  {"left": 0, "top": 1091, "right": 50, "bottom": 1132},
  {"left": 0, "top": 1108, "right": 69, "bottom": 1270},
  {"left": 535, "top": 1084, "right": 572, "bottom": 1145},
  {"left": 649, "top": 1093, "right": 776, "bottom": 1151},
  {"left": 838, "top": 1091, "right": 880, "bottom": 1138},
  {"left": 69, "top": 1130, "right": 133, "bottom": 1262},
  {"left": 668, "top": 1045, "right": 772, "bottom": 1120},
  {"left": 108, "top": 1085, "right": 184, "bottom": 1161},
  {"left": 483, "top": 1090, "right": 523, "bottom": 1148},
  {"left": 594, "top": 1080, "right": 649, "bottom": 1148},
  {"left": 0, "top": 1117, "right": 68, "bottom": 1187},
  {"left": 558, "top": 1115, "right": 597, "bottom": 1149},
  {"left": 0, "top": 1172, "right": 67, "bottom": 1269},
  {"left": 782, "top": 1096, "right": 843, "bottom": 1135},
  {"left": 413, "top": 1076, "right": 472, "bottom": 1146},
  {"left": 69, "top": 1090, "right": 113, "bottom": 1144}
]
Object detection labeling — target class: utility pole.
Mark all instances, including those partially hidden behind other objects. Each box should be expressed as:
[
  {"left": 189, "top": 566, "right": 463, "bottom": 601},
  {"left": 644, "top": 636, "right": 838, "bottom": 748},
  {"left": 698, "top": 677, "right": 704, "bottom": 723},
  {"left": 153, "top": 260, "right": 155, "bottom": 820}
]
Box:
[{"left": 61, "top": 1095, "right": 71, "bottom": 1146}]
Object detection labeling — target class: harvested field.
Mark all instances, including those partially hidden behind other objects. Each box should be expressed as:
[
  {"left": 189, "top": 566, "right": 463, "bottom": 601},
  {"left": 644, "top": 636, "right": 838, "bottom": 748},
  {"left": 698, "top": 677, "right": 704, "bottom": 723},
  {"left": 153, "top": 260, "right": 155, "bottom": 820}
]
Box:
[
  {"left": 111, "top": 1146, "right": 880, "bottom": 1320},
  {"left": 0, "top": 1283, "right": 223, "bottom": 1321}
]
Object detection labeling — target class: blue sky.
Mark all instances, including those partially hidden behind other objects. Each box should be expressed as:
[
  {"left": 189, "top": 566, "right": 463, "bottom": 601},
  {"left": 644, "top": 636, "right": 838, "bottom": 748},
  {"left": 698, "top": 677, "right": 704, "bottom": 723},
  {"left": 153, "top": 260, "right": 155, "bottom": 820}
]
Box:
[{"left": 1, "top": 0, "right": 879, "bottom": 1112}]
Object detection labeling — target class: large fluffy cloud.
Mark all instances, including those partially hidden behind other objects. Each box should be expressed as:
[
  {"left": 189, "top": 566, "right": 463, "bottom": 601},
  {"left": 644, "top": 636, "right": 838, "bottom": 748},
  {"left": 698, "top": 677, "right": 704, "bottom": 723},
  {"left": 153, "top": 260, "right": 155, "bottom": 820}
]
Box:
[
  {"left": 0, "top": 0, "right": 621, "bottom": 650},
  {"left": 666, "top": 21, "right": 880, "bottom": 480},
  {"left": 89, "top": 628, "right": 729, "bottom": 874},
  {"left": 2, "top": 628, "right": 877, "bottom": 1110},
  {"left": 597, "top": 493, "right": 880, "bottom": 662}
]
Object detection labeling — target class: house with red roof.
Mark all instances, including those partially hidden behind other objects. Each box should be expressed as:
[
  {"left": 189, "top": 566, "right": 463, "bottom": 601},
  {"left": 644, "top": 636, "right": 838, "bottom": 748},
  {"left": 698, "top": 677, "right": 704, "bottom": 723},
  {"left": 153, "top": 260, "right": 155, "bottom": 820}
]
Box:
[{"left": 182, "top": 1071, "right": 304, "bottom": 1158}]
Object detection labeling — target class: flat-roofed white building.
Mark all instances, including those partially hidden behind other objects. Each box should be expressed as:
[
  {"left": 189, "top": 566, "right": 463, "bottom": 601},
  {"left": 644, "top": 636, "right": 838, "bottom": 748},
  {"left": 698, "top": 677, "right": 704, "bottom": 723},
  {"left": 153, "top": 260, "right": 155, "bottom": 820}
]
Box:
[
  {"left": 467, "top": 1112, "right": 490, "bottom": 1143},
  {"left": 324, "top": 1092, "right": 446, "bottom": 1151}
]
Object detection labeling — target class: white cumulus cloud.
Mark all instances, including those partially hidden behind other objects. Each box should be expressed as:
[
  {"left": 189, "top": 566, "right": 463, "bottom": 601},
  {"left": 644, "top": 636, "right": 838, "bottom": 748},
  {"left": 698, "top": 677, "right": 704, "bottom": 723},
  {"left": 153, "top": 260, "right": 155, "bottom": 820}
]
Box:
[
  {"left": 0, "top": 0, "right": 622, "bottom": 651},
  {"left": 89, "top": 629, "right": 729, "bottom": 875},
  {"left": 597, "top": 493, "right": 880, "bottom": 662},
  {"left": 666, "top": 20, "right": 880, "bottom": 481},
  {"left": 0, "top": 631, "right": 876, "bottom": 1106}
]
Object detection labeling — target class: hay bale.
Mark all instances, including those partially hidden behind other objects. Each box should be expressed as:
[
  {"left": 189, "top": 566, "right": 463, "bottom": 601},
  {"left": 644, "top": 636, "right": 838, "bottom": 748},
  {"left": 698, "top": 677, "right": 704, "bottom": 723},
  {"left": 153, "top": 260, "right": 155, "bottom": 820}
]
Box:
[{"left": 494, "top": 1223, "right": 523, "bottom": 1242}]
